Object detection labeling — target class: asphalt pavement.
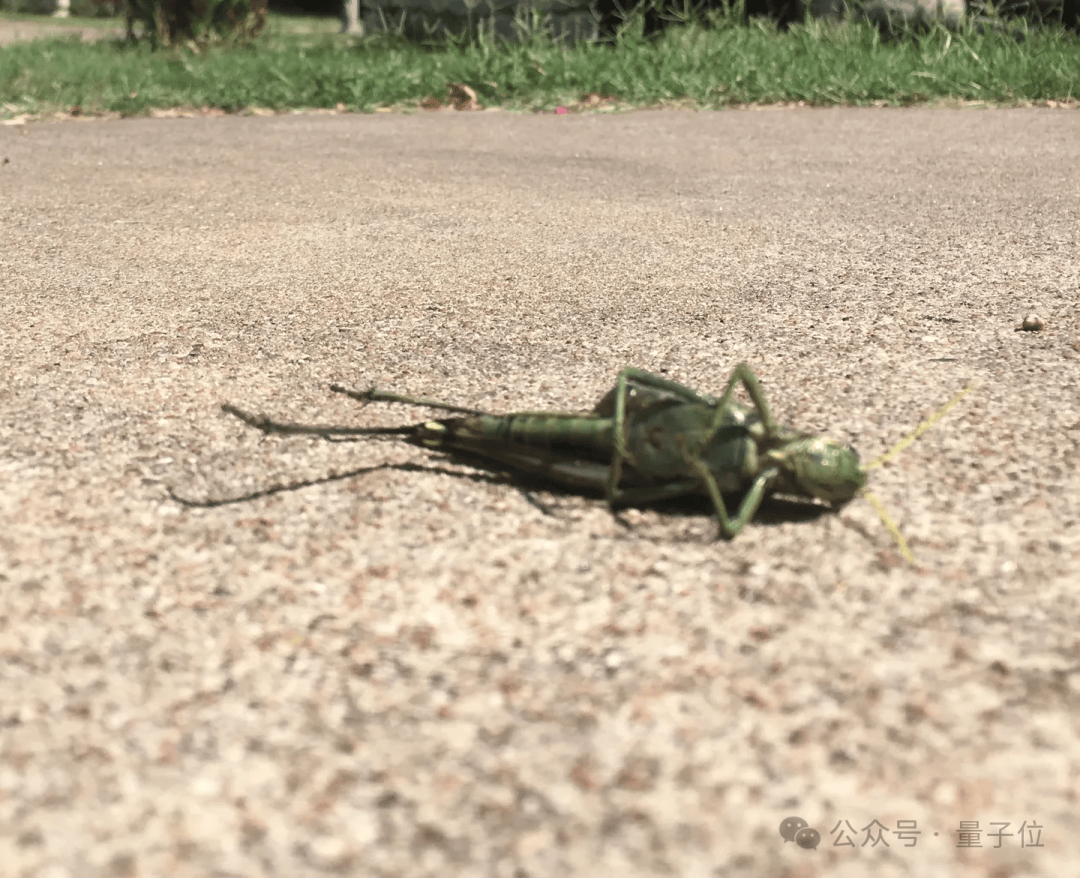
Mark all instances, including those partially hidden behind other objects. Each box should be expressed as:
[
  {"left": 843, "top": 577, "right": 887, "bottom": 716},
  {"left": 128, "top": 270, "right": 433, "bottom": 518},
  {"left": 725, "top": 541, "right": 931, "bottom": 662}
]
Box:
[{"left": 2, "top": 107, "right": 1079, "bottom": 877}]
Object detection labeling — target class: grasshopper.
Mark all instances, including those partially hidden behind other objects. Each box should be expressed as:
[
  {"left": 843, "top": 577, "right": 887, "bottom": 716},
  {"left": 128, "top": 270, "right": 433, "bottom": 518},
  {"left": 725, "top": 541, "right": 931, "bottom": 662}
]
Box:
[{"left": 222, "top": 364, "right": 867, "bottom": 539}]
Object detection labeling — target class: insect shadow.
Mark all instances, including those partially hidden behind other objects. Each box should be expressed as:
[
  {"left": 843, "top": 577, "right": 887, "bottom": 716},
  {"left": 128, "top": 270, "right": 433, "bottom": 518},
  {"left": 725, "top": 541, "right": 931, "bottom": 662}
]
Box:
[
  {"left": 169, "top": 439, "right": 832, "bottom": 532},
  {"left": 167, "top": 458, "right": 511, "bottom": 509}
]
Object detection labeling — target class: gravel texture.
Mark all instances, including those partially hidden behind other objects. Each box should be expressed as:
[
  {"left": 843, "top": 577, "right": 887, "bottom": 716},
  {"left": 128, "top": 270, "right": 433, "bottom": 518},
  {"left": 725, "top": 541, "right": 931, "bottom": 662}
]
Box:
[{"left": 2, "top": 108, "right": 1079, "bottom": 878}]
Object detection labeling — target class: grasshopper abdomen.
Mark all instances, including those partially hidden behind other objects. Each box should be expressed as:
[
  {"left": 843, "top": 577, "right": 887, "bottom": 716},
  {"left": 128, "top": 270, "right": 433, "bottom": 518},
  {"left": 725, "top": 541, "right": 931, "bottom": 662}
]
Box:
[{"left": 416, "top": 414, "right": 616, "bottom": 462}]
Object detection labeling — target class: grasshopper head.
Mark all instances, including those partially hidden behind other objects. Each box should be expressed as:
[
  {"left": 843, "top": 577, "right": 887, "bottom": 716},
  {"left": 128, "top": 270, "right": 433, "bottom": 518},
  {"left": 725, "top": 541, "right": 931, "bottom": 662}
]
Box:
[{"left": 778, "top": 436, "right": 867, "bottom": 506}]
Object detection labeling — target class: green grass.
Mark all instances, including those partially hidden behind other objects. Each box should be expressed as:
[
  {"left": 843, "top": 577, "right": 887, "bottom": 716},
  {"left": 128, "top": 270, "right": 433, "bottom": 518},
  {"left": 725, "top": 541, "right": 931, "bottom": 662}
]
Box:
[{"left": 1, "top": 7, "right": 1078, "bottom": 119}]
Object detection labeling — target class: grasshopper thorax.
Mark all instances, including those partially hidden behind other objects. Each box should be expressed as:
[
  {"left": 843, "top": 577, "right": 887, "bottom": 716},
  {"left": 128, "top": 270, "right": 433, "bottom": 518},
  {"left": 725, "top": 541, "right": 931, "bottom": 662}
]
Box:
[{"left": 769, "top": 435, "right": 867, "bottom": 507}]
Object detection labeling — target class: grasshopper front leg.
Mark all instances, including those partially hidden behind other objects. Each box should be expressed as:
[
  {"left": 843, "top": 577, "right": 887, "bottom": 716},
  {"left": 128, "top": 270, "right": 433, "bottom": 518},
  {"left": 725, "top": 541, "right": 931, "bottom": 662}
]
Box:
[
  {"left": 690, "top": 459, "right": 780, "bottom": 539},
  {"left": 706, "top": 363, "right": 782, "bottom": 438}
]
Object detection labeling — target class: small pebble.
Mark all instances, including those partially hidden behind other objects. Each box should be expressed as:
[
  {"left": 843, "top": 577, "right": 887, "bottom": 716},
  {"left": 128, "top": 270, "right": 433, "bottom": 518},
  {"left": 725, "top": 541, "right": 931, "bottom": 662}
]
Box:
[
  {"left": 309, "top": 836, "right": 353, "bottom": 870},
  {"left": 1021, "top": 314, "right": 1045, "bottom": 332}
]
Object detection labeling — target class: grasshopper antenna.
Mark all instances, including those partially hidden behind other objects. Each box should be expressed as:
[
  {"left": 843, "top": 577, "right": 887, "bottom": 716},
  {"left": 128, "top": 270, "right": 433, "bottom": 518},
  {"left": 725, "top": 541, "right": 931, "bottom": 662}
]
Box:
[
  {"left": 859, "top": 381, "right": 974, "bottom": 565},
  {"left": 861, "top": 491, "right": 916, "bottom": 565},
  {"left": 867, "top": 381, "right": 975, "bottom": 471}
]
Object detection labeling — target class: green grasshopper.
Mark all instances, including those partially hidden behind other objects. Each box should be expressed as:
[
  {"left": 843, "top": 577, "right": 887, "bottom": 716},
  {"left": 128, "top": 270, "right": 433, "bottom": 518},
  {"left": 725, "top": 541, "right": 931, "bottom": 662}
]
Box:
[{"left": 222, "top": 365, "right": 867, "bottom": 539}]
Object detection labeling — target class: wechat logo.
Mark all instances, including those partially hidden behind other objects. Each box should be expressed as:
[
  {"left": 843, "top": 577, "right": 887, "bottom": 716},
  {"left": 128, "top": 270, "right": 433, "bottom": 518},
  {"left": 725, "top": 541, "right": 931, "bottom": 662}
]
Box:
[{"left": 780, "top": 816, "right": 821, "bottom": 850}]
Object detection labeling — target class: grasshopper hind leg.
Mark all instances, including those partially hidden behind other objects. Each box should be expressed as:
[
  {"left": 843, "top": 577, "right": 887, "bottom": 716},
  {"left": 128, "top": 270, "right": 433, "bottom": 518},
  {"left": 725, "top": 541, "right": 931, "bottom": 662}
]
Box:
[
  {"left": 591, "top": 368, "right": 717, "bottom": 417},
  {"left": 221, "top": 404, "right": 412, "bottom": 440},
  {"left": 331, "top": 384, "right": 489, "bottom": 416}
]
